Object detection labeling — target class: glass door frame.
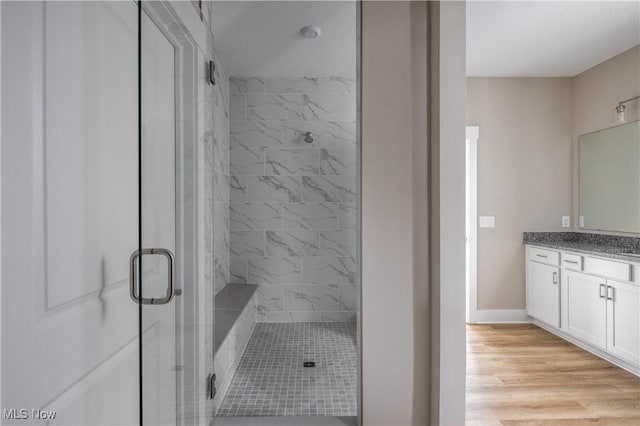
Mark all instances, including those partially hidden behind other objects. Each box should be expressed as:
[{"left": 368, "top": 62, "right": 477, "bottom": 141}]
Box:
[{"left": 138, "top": 1, "right": 204, "bottom": 424}]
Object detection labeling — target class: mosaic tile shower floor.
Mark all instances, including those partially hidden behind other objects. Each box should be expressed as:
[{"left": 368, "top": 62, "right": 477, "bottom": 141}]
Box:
[{"left": 216, "top": 322, "right": 357, "bottom": 417}]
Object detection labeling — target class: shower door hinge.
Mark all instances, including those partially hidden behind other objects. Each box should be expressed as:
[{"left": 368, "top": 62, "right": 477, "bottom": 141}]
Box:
[
  {"left": 208, "top": 61, "right": 216, "bottom": 85},
  {"left": 207, "top": 373, "right": 216, "bottom": 399}
]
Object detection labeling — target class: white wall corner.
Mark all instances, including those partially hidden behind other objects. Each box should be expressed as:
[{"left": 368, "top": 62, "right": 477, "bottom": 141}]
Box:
[{"left": 430, "top": 1, "right": 467, "bottom": 425}]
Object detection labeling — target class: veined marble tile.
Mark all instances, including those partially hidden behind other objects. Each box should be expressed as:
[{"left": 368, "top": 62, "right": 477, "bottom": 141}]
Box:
[
  {"left": 214, "top": 273, "right": 226, "bottom": 298},
  {"left": 204, "top": 198, "right": 213, "bottom": 249},
  {"left": 213, "top": 75, "right": 230, "bottom": 122},
  {"left": 283, "top": 121, "right": 356, "bottom": 149},
  {"left": 229, "top": 94, "right": 246, "bottom": 120},
  {"left": 283, "top": 203, "right": 338, "bottom": 230},
  {"left": 301, "top": 94, "right": 356, "bottom": 121},
  {"left": 229, "top": 175, "right": 246, "bottom": 202},
  {"left": 213, "top": 107, "right": 230, "bottom": 139},
  {"left": 204, "top": 136, "right": 214, "bottom": 174},
  {"left": 325, "top": 76, "right": 357, "bottom": 94},
  {"left": 204, "top": 166, "right": 213, "bottom": 200},
  {"left": 229, "top": 231, "right": 265, "bottom": 258},
  {"left": 265, "top": 230, "right": 319, "bottom": 257},
  {"left": 215, "top": 258, "right": 229, "bottom": 292},
  {"left": 320, "top": 148, "right": 356, "bottom": 175},
  {"left": 213, "top": 198, "right": 229, "bottom": 234},
  {"left": 229, "top": 258, "right": 248, "bottom": 283},
  {"left": 204, "top": 252, "right": 212, "bottom": 286},
  {"left": 338, "top": 203, "right": 356, "bottom": 229},
  {"left": 302, "top": 257, "right": 357, "bottom": 284},
  {"left": 264, "top": 76, "right": 356, "bottom": 94},
  {"left": 229, "top": 203, "right": 282, "bottom": 231},
  {"left": 213, "top": 136, "right": 230, "bottom": 175},
  {"left": 283, "top": 285, "right": 338, "bottom": 312},
  {"left": 263, "top": 311, "right": 322, "bottom": 322},
  {"left": 229, "top": 77, "right": 265, "bottom": 94},
  {"left": 246, "top": 176, "right": 301, "bottom": 202},
  {"left": 320, "top": 230, "right": 357, "bottom": 257},
  {"left": 321, "top": 311, "right": 356, "bottom": 322},
  {"left": 213, "top": 172, "right": 229, "bottom": 202},
  {"left": 230, "top": 146, "right": 264, "bottom": 176},
  {"left": 247, "top": 93, "right": 301, "bottom": 121},
  {"left": 214, "top": 231, "right": 229, "bottom": 261},
  {"left": 256, "top": 285, "right": 284, "bottom": 312},
  {"left": 214, "top": 338, "right": 230, "bottom": 382},
  {"left": 264, "top": 77, "right": 321, "bottom": 94},
  {"left": 301, "top": 175, "right": 356, "bottom": 202},
  {"left": 265, "top": 149, "right": 319, "bottom": 176},
  {"left": 248, "top": 257, "right": 301, "bottom": 285},
  {"left": 230, "top": 120, "right": 282, "bottom": 150},
  {"left": 338, "top": 285, "right": 358, "bottom": 311}
]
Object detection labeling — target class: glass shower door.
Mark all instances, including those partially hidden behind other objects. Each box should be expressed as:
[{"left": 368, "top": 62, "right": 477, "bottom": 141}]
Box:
[{"left": 136, "top": 2, "right": 178, "bottom": 425}]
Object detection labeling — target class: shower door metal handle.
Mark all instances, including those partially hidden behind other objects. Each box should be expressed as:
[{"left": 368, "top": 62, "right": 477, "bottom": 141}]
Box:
[{"left": 129, "top": 248, "right": 175, "bottom": 305}]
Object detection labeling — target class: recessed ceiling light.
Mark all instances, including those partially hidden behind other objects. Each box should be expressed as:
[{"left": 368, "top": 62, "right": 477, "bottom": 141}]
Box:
[{"left": 301, "top": 25, "right": 321, "bottom": 39}]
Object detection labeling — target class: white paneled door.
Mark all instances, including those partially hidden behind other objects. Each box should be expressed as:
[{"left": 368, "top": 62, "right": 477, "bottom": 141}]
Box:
[
  {"left": 1, "top": 1, "right": 192, "bottom": 425},
  {"left": 2, "top": 1, "right": 141, "bottom": 424}
]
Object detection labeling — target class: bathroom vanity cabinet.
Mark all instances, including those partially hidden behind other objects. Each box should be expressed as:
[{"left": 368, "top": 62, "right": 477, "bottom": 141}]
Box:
[
  {"left": 525, "top": 244, "right": 640, "bottom": 375},
  {"left": 526, "top": 247, "right": 560, "bottom": 328}
]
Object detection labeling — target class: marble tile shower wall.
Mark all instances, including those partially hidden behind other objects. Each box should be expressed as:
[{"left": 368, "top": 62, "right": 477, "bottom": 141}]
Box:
[
  {"left": 227, "top": 76, "right": 358, "bottom": 322},
  {"left": 211, "top": 66, "right": 231, "bottom": 298}
]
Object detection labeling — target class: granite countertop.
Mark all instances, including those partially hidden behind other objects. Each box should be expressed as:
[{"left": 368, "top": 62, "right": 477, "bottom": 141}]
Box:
[{"left": 523, "top": 232, "right": 640, "bottom": 263}]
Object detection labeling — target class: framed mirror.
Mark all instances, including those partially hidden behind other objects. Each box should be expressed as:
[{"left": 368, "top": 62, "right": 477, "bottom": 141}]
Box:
[{"left": 579, "top": 120, "right": 640, "bottom": 234}]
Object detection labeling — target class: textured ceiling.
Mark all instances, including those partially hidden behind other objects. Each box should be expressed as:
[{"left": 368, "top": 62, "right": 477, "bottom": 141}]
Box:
[
  {"left": 467, "top": 1, "right": 640, "bottom": 77},
  {"left": 210, "top": 1, "right": 357, "bottom": 78},
  {"left": 210, "top": 1, "right": 639, "bottom": 78}
]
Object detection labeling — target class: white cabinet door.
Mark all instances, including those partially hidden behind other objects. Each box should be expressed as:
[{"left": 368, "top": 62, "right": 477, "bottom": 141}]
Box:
[
  {"left": 561, "top": 270, "right": 607, "bottom": 349},
  {"left": 527, "top": 261, "right": 561, "bottom": 327},
  {"left": 606, "top": 280, "right": 640, "bottom": 366}
]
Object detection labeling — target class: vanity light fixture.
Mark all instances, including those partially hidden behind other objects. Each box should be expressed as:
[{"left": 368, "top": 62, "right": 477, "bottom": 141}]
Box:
[
  {"left": 616, "top": 95, "right": 640, "bottom": 124},
  {"left": 616, "top": 104, "right": 626, "bottom": 124}
]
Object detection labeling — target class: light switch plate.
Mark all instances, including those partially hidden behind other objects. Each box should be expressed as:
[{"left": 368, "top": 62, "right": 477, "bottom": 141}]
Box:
[
  {"left": 479, "top": 216, "right": 496, "bottom": 228},
  {"left": 562, "top": 216, "right": 570, "bottom": 228}
]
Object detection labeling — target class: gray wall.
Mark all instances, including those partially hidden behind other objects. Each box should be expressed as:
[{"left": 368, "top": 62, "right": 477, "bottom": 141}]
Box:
[
  {"left": 466, "top": 45, "right": 640, "bottom": 312},
  {"left": 362, "top": 2, "right": 422, "bottom": 423},
  {"left": 361, "top": 1, "right": 467, "bottom": 424},
  {"left": 227, "top": 76, "right": 358, "bottom": 322},
  {"left": 429, "top": 2, "right": 467, "bottom": 424},
  {"left": 466, "top": 78, "right": 573, "bottom": 310},
  {"left": 572, "top": 45, "right": 640, "bottom": 235}
]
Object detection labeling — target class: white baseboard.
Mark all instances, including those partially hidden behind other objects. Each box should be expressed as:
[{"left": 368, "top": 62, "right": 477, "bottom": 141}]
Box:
[{"left": 469, "top": 309, "right": 532, "bottom": 324}]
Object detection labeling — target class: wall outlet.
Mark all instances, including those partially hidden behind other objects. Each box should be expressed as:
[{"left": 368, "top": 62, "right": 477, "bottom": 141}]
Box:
[
  {"left": 479, "top": 216, "right": 496, "bottom": 228},
  {"left": 562, "top": 216, "right": 570, "bottom": 228},
  {"left": 579, "top": 216, "right": 585, "bottom": 227}
]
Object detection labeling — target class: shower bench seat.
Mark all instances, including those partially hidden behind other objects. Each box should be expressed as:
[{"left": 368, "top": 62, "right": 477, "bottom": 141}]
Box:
[
  {"left": 213, "top": 283, "right": 258, "bottom": 411},
  {"left": 214, "top": 283, "right": 258, "bottom": 354}
]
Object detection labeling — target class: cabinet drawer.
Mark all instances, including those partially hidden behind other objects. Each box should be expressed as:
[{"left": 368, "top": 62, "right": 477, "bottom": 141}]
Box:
[
  {"left": 562, "top": 253, "right": 583, "bottom": 271},
  {"left": 528, "top": 247, "right": 560, "bottom": 266},
  {"left": 584, "top": 257, "right": 632, "bottom": 282}
]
